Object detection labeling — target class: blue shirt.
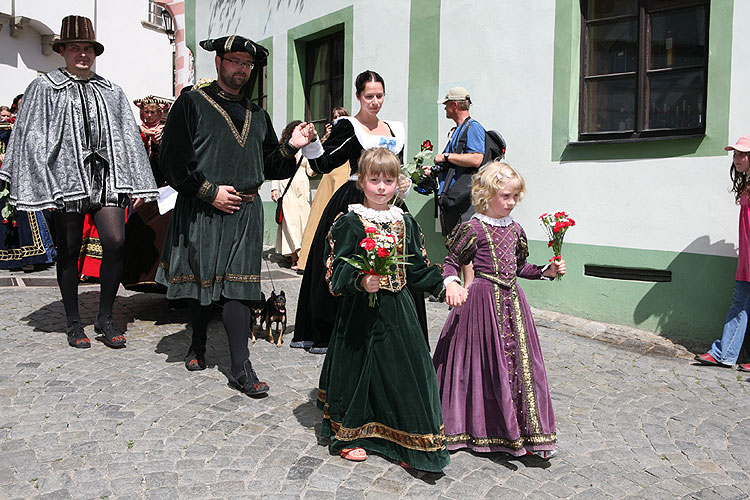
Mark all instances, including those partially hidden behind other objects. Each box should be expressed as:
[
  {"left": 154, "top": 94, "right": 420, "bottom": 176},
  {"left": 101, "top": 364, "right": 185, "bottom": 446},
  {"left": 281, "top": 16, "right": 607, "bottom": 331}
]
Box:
[{"left": 438, "top": 118, "right": 486, "bottom": 194}]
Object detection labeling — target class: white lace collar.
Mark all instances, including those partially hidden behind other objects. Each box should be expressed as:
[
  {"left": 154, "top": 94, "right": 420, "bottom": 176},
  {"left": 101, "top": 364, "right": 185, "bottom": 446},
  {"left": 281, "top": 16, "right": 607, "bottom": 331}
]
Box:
[
  {"left": 338, "top": 116, "right": 405, "bottom": 155},
  {"left": 348, "top": 203, "right": 404, "bottom": 223},
  {"left": 473, "top": 213, "right": 514, "bottom": 227}
]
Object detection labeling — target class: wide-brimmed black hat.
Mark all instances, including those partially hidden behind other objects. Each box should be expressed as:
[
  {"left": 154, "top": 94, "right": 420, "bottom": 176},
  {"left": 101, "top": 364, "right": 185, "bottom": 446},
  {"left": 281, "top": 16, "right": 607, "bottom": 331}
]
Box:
[
  {"left": 199, "top": 35, "right": 268, "bottom": 61},
  {"left": 52, "top": 15, "right": 104, "bottom": 56}
]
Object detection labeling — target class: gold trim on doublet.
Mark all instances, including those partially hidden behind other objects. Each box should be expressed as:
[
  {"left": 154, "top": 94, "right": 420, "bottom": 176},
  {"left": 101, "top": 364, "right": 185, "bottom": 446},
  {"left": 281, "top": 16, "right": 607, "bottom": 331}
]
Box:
[{"left": 196, "top": 88, "right": 251, "bottom": 147}]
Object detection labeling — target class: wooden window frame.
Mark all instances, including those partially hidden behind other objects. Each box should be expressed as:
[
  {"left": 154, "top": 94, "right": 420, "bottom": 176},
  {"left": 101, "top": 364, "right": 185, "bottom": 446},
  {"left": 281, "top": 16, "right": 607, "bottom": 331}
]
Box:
[
  {"left": 578, "top": 0, "right": 709, "bottom": 143},
  {"left": 304, "top": 31, "right": 345, "bottom": 136},
  {"left": 244, "top": 60, "right": 268, "bottom": 110}
]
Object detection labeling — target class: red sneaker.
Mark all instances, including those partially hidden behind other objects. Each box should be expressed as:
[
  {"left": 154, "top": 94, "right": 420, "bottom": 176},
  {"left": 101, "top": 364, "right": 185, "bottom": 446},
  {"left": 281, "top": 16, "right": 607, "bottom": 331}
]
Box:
[
  {"left": 694, "top": 353, "right": 730, "bottom": 367},
  {"left": 737, "top": 363, "right": 750, "bottom": 373}
]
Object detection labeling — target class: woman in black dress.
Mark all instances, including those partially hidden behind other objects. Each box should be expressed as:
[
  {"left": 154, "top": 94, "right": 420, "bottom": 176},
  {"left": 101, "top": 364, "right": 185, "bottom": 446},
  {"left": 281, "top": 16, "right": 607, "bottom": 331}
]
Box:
[{"left": 291, "top": 70, "right": 428, "bottom": 354}]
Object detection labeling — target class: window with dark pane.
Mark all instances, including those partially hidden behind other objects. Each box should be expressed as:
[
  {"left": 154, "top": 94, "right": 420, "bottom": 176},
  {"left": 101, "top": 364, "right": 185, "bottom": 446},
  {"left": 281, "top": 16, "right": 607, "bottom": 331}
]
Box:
[
  {"left": 243, "top": 58, "right": 268, "bottom": 109},
  {"left": 305, "top": 32, "right": 344, "bottom": 137},
  {"left": 579, "top": 0, "right": 708, "bottom": 141}
]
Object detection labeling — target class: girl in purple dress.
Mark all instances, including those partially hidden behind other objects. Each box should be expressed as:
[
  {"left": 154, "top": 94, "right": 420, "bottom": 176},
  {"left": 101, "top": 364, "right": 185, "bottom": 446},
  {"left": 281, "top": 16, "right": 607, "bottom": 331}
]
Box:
[{"left": 434, "top": 161, "right": 565, "bottom": 459}]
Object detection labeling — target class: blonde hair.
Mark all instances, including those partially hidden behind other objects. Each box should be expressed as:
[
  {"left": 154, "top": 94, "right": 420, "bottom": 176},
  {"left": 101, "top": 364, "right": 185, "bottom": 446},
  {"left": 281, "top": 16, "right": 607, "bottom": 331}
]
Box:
[
  {"left": 356, "top": 147, "right": 401, "bottom": 190},
  {"left": 471, "top": 161, "right": 526, "bottom": 214}
]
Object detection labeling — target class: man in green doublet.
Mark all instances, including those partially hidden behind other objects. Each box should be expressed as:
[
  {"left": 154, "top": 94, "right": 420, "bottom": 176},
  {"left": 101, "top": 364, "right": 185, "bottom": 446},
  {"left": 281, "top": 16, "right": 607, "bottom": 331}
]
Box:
[{"left": 157, "top": 35, "right": 314, "bottom": 396}]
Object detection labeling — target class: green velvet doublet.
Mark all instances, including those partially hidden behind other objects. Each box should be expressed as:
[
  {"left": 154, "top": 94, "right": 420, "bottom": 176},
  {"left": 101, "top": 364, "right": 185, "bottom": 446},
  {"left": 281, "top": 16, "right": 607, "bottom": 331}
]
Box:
[
  {"left": 157, "top": 89, "right": 273, "bottom": 304},
  {"left": 317, "top": 209, "right": 450, "bottom": 472}
]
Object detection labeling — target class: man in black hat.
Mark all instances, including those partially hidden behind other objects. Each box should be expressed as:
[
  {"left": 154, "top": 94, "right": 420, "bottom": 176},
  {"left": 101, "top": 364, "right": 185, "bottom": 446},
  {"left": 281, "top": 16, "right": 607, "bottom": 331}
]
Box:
[
  {"left": 0, "top": 15, "right": 158, "bottom": 350},
  {"left": 156, "top": 35, "right": 314, "bottom": 396}
]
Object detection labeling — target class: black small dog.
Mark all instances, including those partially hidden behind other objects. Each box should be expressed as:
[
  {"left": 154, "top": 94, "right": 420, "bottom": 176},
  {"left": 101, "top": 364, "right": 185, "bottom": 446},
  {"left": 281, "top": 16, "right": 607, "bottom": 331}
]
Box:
[
  {"left": 249, "top": 292, "right": 266, "bottom": 343},
  {"left": 265, "top": 290, "right": 287, "bottom": 347}
]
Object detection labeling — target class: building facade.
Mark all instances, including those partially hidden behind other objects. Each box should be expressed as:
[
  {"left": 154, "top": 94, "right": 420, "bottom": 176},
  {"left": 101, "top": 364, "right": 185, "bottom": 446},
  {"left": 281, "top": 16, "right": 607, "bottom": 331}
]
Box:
[{"left": 0, "top": 0, "right": 175, "bottom": 115}]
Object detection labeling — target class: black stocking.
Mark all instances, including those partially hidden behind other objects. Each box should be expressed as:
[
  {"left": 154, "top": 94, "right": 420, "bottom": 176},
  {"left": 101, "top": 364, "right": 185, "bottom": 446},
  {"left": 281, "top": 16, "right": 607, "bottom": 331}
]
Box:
[
  {"left": 53, "top": 212, "right": 85, "bottom": 326},
  {"left": 92, "top": 207, "right": 126, "bottom": 324},
  {"left": 222, "top": 300, "right": 252, "bottom": 375},
  {"left": 188, "top": 300, "right": 213, "bottom": 358}
]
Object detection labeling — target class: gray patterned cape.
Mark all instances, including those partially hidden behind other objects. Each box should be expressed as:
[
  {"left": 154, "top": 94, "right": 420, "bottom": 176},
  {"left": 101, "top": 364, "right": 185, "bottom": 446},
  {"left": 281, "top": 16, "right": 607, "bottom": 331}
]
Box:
[{"left": 0, "top": 68, "right": 158, "bottom": 211}]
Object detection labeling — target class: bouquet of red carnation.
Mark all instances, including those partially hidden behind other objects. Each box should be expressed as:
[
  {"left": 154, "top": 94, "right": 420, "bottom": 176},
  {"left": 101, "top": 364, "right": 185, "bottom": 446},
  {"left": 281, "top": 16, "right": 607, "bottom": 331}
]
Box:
[
  {"left": 539, "top": 211, "right": 575, "bottom": 280},
  {"left": 402, "top": 139, "right": 434, "bottom": 184},
  {"left": 339, "top": 226, "right": 412, "bottom": 306}
]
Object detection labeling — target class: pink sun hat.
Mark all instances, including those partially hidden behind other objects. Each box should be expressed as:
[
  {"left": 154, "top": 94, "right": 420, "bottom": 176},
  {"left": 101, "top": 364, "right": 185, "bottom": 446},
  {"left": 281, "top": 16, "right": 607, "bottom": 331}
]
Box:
[{"left": 725, "top": 135, "right": 750, "bottom": 152}]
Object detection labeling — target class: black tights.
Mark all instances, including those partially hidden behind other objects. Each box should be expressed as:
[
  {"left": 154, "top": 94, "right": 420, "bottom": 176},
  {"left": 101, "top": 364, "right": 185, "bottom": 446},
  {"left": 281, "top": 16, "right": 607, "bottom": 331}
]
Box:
[
  {"left": 54, "top": 207, "right": 126, "bottom": 326},
  {"left": 188, "top": 299, "right": 251, "bottom": 376}
]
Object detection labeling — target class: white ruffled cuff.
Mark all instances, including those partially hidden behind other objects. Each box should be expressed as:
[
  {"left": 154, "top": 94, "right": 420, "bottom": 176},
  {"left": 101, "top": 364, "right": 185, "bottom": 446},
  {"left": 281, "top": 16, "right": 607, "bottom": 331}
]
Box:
[
  {"left": 301, "top": 139, "right": 324, "bottom": 159},
  {"left": 443, "top": 275, "right": 462, "bottom": 286}
]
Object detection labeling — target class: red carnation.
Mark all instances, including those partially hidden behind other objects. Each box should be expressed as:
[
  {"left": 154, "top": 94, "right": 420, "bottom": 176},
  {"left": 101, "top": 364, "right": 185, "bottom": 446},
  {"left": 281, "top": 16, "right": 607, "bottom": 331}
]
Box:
[
  {"left": 376, "top": 247, "right": 390, "bottom": 258},
  {"left": 360, "top": 238, "right": 376, "bottom": 251},
  {"left": 365, "top": 227, "right": 378, "bottom": 234},
  {"left": 548, "top": 241, "right": 553, "bottom": 247}
]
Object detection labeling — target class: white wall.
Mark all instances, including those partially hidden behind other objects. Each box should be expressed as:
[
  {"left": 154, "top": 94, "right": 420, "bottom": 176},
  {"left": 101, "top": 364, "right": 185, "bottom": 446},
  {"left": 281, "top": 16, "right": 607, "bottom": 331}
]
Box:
[
  {"left": 0, "top": 1, "right": 174, "bottom": 116},
  {"left": 194, "top": 0, "right": 411, "bottom": 134}
]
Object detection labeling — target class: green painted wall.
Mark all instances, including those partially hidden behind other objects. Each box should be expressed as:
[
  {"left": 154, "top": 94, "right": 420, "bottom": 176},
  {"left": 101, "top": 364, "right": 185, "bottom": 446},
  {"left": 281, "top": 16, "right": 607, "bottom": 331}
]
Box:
[
  {"left": 257, "top": 36, "right": 273, "bottom": 118},
  {"left": 522, "top": 239, "right": 736, "bottom": 344},
  {"left": 184, "top": 0, "right": 195, "bottom": 56},
  {"left": 285, "top": 6, "right": 354, "bottom": 124},
  {"left": 407, "top": 0, "right": 444, "bottom": 262},
  {"left": 551, "top": 0, "right": 733, "bottom": 161}
]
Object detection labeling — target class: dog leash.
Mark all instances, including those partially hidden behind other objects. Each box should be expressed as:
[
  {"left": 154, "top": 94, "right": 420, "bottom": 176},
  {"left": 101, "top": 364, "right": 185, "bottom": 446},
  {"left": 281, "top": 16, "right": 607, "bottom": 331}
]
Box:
[{"left": 264, "top": 258, "right": 276, "bottom": 293}]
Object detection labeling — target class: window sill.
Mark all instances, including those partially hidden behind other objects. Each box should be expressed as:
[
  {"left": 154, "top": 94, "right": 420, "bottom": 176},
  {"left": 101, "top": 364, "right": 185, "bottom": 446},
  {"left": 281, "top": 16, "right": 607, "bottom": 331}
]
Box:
[
  {"left": 141, "top": 20, "right": 167, "bottom": 34},
  {"left": 569, "top": 132, "right": 705, "bottom": 147}
]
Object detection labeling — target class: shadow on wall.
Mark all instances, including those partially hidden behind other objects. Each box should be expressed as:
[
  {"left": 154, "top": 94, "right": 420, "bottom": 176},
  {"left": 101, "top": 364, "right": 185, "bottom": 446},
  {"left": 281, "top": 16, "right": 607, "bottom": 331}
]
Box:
[
  {"left": 633, "top": 235, "right": 737, "bottom": 349},
  {"left": 206, "top": 0, "right": 306, "bottom": 38}
]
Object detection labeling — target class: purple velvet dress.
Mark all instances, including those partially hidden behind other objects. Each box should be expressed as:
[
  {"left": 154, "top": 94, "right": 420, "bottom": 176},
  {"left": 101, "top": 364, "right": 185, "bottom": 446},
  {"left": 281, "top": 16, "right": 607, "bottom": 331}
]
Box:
[{"left": 433, "top": 214, "right": 557, "bottom": 455}]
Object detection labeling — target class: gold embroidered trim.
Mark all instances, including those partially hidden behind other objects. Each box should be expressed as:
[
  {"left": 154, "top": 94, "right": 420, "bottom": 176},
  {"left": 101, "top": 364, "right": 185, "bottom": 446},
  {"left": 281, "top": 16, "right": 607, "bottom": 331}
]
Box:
[
  {"left": 166, "top": 273, "right": 260, "bottom": 287},
  {"left": 481, "top": 220, "right": 544, "bottom": 437},
  {"left": 279, "top": 141, "right": 299, "bottom": 160},
  {"left": 512, "top": 285, "right": 543, "bottom": 435},
  {"left": 358, "top": 217, "right": 407, "bottom": 293},
  {"left": 79, "top": 237, "right": 103, "bottom": 260},
  {"left": 318, "top": 388, "right": 446, "bottom": 452},
  {"left": 445, "top": 432, "right": 556, "bottom": 449},
  {"left": 196, "top": 88, "right": 252, "bottom": 147},
  {"left": 224, "top": 35, "right": 236, "bottom": 54},
  {"left": 326, "top": 418, "right": 446, "bottom": 452},
  {"left": 197, "top": 180, "right": 214, "bottom": 202},
  {"left": 475, "top": 270, "right": 515, "bottom": 289},
  {"left": 0, "top": 212, "right": 51, "bottom": 261}
]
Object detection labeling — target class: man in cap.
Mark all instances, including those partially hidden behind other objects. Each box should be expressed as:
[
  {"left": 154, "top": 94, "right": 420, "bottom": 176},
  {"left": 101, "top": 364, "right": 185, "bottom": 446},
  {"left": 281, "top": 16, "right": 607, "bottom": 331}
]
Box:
[
  {"left": 156, "top": 35, "right": 314, "bottom": 396},
  {"left": 432, "top": 87, "right": 486, "bottom": 236},
  {"left": 0, "top": 15, "right": 158, "bottom": 349}
]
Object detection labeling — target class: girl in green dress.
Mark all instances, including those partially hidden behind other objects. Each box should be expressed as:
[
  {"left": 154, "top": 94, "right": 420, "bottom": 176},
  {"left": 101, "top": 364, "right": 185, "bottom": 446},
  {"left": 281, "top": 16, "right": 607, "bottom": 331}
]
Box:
[{"left": 317, "top": 148, "right": 467, "bottom": 472}]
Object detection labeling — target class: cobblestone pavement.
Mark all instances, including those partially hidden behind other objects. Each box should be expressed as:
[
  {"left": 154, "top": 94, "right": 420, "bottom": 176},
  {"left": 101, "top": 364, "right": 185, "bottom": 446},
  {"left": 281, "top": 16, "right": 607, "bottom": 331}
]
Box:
[{"left": 1, "top": 256, "right": 749, "bottom": 500}]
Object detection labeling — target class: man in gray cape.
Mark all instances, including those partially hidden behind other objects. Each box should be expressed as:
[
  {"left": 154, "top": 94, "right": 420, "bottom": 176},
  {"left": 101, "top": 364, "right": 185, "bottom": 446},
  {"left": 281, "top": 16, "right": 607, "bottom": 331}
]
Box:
[
  {"left": 156, "top": 35, "right": 314, "bottom": 396},
  {"left": 0, "top": 15, "right": 158, "bottom": 349}
]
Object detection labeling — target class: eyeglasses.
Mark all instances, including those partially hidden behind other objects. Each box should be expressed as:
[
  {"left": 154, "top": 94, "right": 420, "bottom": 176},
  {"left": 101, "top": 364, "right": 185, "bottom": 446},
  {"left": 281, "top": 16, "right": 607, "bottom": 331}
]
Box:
[{"left": 222, "top": 57, "right": 254, "bottom": 70}]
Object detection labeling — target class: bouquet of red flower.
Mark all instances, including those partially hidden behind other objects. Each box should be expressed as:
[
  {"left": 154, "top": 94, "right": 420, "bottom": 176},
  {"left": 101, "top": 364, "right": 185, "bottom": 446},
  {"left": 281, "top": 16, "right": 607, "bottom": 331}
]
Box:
[
  {"left": 539, "top": 211, "right": 575, "bottom": 280},
  {"left": 402, "top": 139, "right": 434, "bottom": 184},
  {"left": 339, "top": 226, "right": 412, "bottom": 306}
]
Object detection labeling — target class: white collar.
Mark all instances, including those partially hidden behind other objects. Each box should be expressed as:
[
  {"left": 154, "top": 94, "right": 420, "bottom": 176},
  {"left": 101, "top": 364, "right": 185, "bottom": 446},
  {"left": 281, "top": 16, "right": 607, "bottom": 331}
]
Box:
[
  {"left": 338, "top": 116, "right": 405, "bottom": 155},
  {"left": 473, "top": 213, "right": 514, "bottom": 227},
  {"left": 349, "top": 203, "right": 404, "bottom": 223}
]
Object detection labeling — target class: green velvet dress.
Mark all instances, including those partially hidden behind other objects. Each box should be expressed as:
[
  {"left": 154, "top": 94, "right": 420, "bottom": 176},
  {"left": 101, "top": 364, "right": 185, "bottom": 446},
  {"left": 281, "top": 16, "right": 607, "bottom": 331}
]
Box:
[{"left": 317, "top": 205, "right": 450, "bottom": 472}]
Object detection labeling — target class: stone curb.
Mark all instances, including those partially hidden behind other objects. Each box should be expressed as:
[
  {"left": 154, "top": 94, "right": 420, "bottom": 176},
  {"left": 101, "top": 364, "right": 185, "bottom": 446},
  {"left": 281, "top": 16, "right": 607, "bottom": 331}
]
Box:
[{"left": 531, "top": 307, "right": 696, "bottom": 360}]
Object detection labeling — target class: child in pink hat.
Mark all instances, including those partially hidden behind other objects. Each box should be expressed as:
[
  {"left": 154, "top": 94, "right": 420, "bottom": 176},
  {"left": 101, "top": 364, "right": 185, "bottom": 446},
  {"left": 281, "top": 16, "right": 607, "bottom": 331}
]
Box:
[{"left": 695, "top": 135, "right": 750, "bottom": 370}]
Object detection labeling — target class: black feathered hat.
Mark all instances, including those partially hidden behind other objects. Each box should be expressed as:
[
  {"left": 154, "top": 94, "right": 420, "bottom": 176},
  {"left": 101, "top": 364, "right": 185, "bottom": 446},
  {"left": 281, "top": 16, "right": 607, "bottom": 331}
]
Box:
[{"left": 199, "top": 35, "right": 268, "bottom": 61}]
